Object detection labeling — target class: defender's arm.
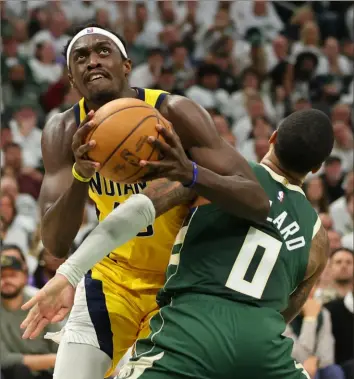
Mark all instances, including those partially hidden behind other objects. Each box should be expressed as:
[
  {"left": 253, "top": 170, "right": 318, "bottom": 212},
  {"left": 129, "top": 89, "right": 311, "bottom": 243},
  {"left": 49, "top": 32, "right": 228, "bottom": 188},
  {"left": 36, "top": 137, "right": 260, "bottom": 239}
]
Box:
[
  {"left": 281, "top": 224, "right": 329, "bottom": 323},
  {"left": 160, "top": 96, "right": 269, "bottom": 222}
]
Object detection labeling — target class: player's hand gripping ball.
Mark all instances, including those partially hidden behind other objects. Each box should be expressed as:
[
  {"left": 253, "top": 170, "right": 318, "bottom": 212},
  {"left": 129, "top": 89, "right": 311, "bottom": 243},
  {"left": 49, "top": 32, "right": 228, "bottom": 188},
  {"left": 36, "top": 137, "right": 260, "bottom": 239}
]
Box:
[{"left": 139, "top": 125, "right": 194, "bottom": 185}]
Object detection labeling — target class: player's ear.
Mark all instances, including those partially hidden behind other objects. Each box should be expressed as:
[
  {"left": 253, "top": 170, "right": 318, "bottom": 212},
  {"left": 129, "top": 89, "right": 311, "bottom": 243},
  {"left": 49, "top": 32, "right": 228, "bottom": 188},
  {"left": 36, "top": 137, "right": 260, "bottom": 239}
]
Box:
[
  {"left": 123, "top": 59, "right": 132, "bottom": 76},
  {"left": 269, "top": 130, "right": 277, "bottom": 144},
  {"left": 68, "top": 71, "right": 76, "bottom": 89},
  {"left": 311, "top": 164, "right": 322, "bottom": 174}
]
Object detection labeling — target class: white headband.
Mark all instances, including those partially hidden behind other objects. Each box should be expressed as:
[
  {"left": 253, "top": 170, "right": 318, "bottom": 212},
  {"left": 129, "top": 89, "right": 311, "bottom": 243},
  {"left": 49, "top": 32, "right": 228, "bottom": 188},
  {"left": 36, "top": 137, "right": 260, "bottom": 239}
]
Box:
[{"left": 66, "top": 27, "right": 128, "bottom": 68}]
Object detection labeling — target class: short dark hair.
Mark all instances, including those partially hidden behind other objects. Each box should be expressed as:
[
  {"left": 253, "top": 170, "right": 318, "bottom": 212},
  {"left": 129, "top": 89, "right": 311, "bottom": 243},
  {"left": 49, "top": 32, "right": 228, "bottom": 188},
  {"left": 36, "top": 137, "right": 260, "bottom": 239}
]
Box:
[
  {"left": 331, "top": 247, "right": 354, "bottom": 258},
  {"left": 274, "top": 109, "right": 334, "bottom": 174},
  {"left": 63, "top": 23, "right": 127, "bottom": 65}
]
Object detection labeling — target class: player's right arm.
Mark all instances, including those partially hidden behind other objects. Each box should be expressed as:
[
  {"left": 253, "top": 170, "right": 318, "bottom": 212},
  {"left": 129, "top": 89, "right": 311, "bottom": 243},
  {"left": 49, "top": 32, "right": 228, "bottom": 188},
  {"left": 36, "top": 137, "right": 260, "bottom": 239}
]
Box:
[
  {"left": 39, "top": 110, "right": 98, "bottom": 258},
  {"left": 281, "top": 224, "right": 330, "bottom": 323}
]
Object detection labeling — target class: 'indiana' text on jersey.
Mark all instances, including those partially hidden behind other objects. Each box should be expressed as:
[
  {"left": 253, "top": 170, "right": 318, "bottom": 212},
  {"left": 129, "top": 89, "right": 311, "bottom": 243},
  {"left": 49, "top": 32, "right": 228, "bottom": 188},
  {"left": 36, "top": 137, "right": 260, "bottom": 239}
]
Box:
[
  {"left": 73, "top": 88, "right": 188, "bottom": 272},
  {"left": 158, "top": 161, "right": 321, "bottom": 312}
]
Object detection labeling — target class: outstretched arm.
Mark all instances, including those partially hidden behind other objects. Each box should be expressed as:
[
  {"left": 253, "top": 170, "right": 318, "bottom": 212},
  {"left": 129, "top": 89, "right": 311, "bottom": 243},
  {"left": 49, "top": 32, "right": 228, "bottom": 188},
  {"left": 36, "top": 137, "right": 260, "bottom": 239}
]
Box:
[
  {"left": 281, "top": 224, "right": 329, "bottom": 323},
  {"left": 56, "top": 179, "right": 194, "bottom": 287}
]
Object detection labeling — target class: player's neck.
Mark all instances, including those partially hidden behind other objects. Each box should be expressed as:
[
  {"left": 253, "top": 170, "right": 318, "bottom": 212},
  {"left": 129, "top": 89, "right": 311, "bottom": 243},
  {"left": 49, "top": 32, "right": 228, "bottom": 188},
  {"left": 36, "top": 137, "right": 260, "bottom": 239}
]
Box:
[
  {"left": 85, "top": 87, "right": 137, "bottom": 111},
  {"left": 261, "top": 155, "right": 304, "bottom": 187}
]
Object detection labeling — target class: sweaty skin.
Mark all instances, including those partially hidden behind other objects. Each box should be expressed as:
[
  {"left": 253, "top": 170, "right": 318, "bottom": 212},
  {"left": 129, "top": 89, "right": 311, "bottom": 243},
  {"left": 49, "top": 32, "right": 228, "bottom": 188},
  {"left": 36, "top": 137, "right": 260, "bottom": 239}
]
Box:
[{"left": 39, "top": 32, "right": 269, "bottom": 258}]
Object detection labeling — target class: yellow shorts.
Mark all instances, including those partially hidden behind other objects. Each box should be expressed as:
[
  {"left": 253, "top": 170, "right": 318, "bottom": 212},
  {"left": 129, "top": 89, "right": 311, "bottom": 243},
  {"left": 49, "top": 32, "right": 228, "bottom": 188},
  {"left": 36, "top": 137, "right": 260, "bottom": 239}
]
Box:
[{"left": 70, "top": 256, "right": 165, "bottom": 377}]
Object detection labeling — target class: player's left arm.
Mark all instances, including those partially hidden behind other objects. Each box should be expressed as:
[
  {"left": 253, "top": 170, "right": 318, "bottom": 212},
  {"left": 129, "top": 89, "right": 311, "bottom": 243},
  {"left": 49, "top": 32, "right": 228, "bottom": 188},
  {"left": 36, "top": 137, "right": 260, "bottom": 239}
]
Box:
[
  {"left": 281, "top": 224, "right": 329, "bottom": 323},
  {"left": 156, "top": 96, "right": 270, "bottom": 222}
]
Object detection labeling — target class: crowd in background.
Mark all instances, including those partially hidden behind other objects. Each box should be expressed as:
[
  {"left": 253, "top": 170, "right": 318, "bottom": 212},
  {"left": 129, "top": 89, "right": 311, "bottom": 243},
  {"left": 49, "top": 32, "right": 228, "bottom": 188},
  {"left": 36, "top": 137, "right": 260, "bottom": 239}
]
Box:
[{"left": 0, "top": 1, "right": 353, "bottom": 379}]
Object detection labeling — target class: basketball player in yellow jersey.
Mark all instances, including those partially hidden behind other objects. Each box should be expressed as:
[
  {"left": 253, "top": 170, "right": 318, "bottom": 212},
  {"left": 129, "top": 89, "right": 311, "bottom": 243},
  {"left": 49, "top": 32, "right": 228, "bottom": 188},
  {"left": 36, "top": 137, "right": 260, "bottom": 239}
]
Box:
[{"left": 21, "top": 23, "right": 269, "bottom": 379}]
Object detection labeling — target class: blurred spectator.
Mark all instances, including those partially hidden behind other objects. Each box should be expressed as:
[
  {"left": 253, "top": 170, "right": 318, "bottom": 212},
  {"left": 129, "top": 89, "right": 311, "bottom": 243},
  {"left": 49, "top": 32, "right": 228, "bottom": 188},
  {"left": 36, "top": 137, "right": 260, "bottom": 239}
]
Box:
[
  {"left": 240, "top": 116, "right": 273, "bottom": 162},
  {"left": 29, "top": 41, "right": 63, "bottom": 89},
  {"left": 227, "top": 68, "right": 275, "bottom": 122},
  {"left": 284, "top": 286, "right": 344, "bottom": 379},
  {"left": 331, "top": 103, "right": 352, "bottom": 125},
  {"left": 0, "top": 175, "right": 38, "bottom": 228},
  {"left": 167, "top": 42, "right": 194, "bottom": 91},
  {"left": 326, "top": 248, "right": 353, "bottom": 301},
  {"left": 212, "top": 113, "right": 236, "bottom": 147},
  {"left": 331, "top": 122, "right": 353, "bottom": 172},
  {"left": 31, "top": 9, "right": 70, "bottom": 57},
  {"left": 0, "top": 193, "right": 30, "bottom": 257},
  {"left": 330, "top": 171, "right": 354, "bottom": 237},
  {"left": 152, "top": 66, "right": 185, "bottom": 96},
  {"left": 320, "top": 157, "right": 345, "bottom": 204},
  {"left": 304, "top": 177, "right": 329, "bottom": 213},
  {"left": 0, "top": 244, "right": 38, "bottom": 297},
  {"left": 121, "top": 21, "right": 147, "bottom": 67},
  {"left": 186, "top": 63, "right": 229, "bottom": 114},
  {"left": 32, "top": 247, "right": 66, "bottom": 290},
  {"left": 129, "top": 48, "right": 164, "bottom": 88},
  {"left": 319, "top": 213, "right": 333, "bottom": 231},
  {"left": 326, "top": 291, "right": 354, "bottom": 379},
  {"left": 2, "top": 62, "right": 40, "bottom": 110},
  {"left": 233, "top": 0, "right": 283, "bottom": 42},
  {"left": 291, "top": 21, "right": 322, "bottom": 57},
  {"left": 0, "top": 254, "right": 59, "bottom": 379},
  {"left": 317, "top": 37, "right": 352, "bottom": 77},
  {"left": 254, "top": 138, "right": 270, "bottom": 163},
  {"left": 231, "top": 91, "right": 267, "bottom": 147},
  {"left": 8, "top": 104, "right": 42, "bottom": 169},
  {"left": 3, "top": 143, "right": 42, "bottom": 200},
  {"left": 327, "top": 230, "right": 344, "bottom": 254},
  {"left": 13, "top": 19, "right": 32, "bottom": 58}
]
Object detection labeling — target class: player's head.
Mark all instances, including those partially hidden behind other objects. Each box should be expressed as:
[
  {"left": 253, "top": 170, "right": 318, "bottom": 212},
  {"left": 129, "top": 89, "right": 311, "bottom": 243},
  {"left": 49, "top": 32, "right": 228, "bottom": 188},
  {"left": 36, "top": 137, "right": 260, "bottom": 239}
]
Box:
[
  {"left": 268, "top": 109, "right": 334, "bottom": 176},
  {"left": 63, "top": 23, "right": 131, "bottom": 106}
]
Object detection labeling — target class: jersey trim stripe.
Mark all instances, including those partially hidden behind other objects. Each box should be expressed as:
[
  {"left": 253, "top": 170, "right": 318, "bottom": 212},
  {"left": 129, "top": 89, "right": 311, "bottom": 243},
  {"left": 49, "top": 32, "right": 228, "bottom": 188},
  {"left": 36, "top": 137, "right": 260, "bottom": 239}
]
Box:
[
  {"left": 260, "top": 164, "right": 305, "bottom": 196},
  {"left": 73, "top": 103, "right": 81, "bottom": 127},
  {"left": 312, "top": 216, "right": 322, "bottom": 239},
  {"left": 155, "top": 92, "right": 167, "bottom": 110},
  {"left": 134, "top": 87, "right": 145, "bottom": 101}
]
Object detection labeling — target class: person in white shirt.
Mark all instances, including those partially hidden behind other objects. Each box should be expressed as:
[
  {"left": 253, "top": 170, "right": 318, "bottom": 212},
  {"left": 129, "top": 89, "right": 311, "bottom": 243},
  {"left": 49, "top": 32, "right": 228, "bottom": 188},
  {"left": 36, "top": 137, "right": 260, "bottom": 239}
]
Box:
[
  {"left": 29, "top": 41, "right": 63, "bottom": 87},
  {"left": 129, "top": 48, "right": 164, "bottom": 88},
  {"left": 186, "top": 63, "right": 229, "bottom": 114},
  {"left": 30, "top": 10, "right": 70, "bottom": 58},
  {"left": 231, "top": 0, "right": 283, "bottom": 42},
  {"left": 8, "top": 106, "right": 42, "bottom": 170},
  {"left": 330, "top": 171, "right": 353, "bottom": 237},
  {"left": 317, "top": 37, "right": 352, "bottom": 77},
  {"left": 331, "top": 122, "right": 354, "bottom": 172}
]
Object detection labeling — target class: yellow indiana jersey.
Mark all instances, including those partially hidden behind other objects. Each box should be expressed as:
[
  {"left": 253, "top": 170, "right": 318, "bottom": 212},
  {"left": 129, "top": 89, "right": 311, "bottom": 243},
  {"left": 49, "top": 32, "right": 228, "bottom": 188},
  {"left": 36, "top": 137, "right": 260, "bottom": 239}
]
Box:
[{"left": 73, "top": 88, "right": 188, "bottom": 273}]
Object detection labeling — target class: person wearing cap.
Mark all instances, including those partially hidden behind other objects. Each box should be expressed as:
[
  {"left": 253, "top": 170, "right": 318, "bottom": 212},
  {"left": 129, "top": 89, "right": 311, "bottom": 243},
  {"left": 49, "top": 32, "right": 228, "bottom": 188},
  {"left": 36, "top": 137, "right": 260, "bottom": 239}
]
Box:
[{"left": 1, "top": 255, "right": 60, "bottom": 379}]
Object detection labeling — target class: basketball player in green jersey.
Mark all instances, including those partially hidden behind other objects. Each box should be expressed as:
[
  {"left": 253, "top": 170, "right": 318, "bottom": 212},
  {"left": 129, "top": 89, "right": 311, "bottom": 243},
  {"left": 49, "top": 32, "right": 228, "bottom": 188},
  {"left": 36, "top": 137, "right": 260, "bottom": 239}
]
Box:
[
  {"left": 115, "top": 109, "right": 333, "bottom": 379},
  {"left": 23, "top": 109, "right": 332, "bottom": 378}
]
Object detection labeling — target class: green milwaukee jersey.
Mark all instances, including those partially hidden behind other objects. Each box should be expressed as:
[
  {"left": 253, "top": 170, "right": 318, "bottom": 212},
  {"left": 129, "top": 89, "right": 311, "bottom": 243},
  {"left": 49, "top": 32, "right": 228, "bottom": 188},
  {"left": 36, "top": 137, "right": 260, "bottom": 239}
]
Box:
[{"left": 158, "top": 162, "right": 321, "bottom": 312}]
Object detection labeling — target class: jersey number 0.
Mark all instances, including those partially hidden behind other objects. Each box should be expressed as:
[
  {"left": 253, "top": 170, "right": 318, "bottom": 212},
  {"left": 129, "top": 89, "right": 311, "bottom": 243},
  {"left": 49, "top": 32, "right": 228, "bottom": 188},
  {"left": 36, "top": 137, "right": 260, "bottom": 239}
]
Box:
[{"left": 226, "top": 227, "right": 282, "bottom": 299}]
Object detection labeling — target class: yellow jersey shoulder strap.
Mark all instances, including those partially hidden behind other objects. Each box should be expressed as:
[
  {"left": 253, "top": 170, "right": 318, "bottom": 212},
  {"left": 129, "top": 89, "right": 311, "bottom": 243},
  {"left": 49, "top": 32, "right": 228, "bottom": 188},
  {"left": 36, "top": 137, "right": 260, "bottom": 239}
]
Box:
[
  {"left": 73, "top": 98, "right": 88, "bottom": 126},
  {"left": 74, "top": 88, "right": 169, "bottom": 126},
  {"left": 135, "top": 87, "right": 169, "bottom": 110}
]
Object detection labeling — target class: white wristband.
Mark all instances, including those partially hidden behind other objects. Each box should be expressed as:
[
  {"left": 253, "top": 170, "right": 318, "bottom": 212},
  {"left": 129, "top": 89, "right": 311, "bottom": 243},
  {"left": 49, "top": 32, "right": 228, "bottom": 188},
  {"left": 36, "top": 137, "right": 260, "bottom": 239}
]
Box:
[{"left": 57, "top": 194, "right": 156, "bottom": 287}]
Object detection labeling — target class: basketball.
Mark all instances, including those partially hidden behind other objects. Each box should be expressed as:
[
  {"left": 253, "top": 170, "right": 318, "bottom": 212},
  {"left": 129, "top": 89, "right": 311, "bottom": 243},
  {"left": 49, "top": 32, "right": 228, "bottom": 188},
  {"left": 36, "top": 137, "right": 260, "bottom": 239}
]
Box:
[{"left": 86, "top": 98, "right": 171, "bottom": 183}]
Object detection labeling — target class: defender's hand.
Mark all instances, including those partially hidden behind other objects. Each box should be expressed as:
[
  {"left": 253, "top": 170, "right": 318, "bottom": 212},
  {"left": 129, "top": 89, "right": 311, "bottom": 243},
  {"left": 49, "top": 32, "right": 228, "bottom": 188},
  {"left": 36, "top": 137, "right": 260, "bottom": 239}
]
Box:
[
  {"left": 72, "top": 110, "right": 100, "bottom": 179},
  {"left": 139, "top": 125, "right": 194, "bottom": 185},
  {"left": 21, "top": 274, "right": 74, "bottom": 339}
]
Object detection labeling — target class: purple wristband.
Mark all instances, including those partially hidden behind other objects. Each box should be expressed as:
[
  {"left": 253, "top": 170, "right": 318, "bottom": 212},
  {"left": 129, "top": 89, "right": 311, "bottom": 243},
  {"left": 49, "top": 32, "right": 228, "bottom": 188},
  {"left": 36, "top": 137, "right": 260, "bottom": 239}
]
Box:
[{"left": 183, "top": 161, "right": 198, "bottom": 188}]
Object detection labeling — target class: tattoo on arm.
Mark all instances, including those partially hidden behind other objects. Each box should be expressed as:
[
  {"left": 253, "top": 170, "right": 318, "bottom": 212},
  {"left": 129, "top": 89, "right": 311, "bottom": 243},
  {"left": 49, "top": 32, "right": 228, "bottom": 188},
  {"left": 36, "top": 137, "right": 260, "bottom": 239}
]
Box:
[
  {"left": 281, "top": 225, "right": 329, "bottom": 323},
  {"left": 143, "top": 179, "right": 196, "bottom": 217}
]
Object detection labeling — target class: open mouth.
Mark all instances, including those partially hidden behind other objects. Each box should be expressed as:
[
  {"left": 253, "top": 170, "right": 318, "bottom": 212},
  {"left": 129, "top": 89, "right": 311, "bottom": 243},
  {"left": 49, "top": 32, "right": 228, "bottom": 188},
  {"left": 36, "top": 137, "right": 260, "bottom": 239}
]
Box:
[{"left": 87, "top": 73, "right": 109, "bottom": 83}]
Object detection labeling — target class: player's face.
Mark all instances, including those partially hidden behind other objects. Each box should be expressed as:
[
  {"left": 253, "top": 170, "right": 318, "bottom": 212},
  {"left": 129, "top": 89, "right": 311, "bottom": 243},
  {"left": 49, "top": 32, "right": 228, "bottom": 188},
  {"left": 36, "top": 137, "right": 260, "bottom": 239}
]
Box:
[
  {"left": 330, "top": 251, "right": 353, "bottom": 282},
  {"left": 0, "top": 268, "right": 26, "bottom": 299},
  {"left": 69, "top": 35, "right": 132, "bottom": 106}
]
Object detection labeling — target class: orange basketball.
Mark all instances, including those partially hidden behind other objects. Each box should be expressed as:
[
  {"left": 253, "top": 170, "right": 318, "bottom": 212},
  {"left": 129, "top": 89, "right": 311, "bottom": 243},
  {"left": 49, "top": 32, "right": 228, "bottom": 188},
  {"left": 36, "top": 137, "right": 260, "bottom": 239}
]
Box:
[{"left": 86, "top": 98, "right": 171, "bottom": 183}]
